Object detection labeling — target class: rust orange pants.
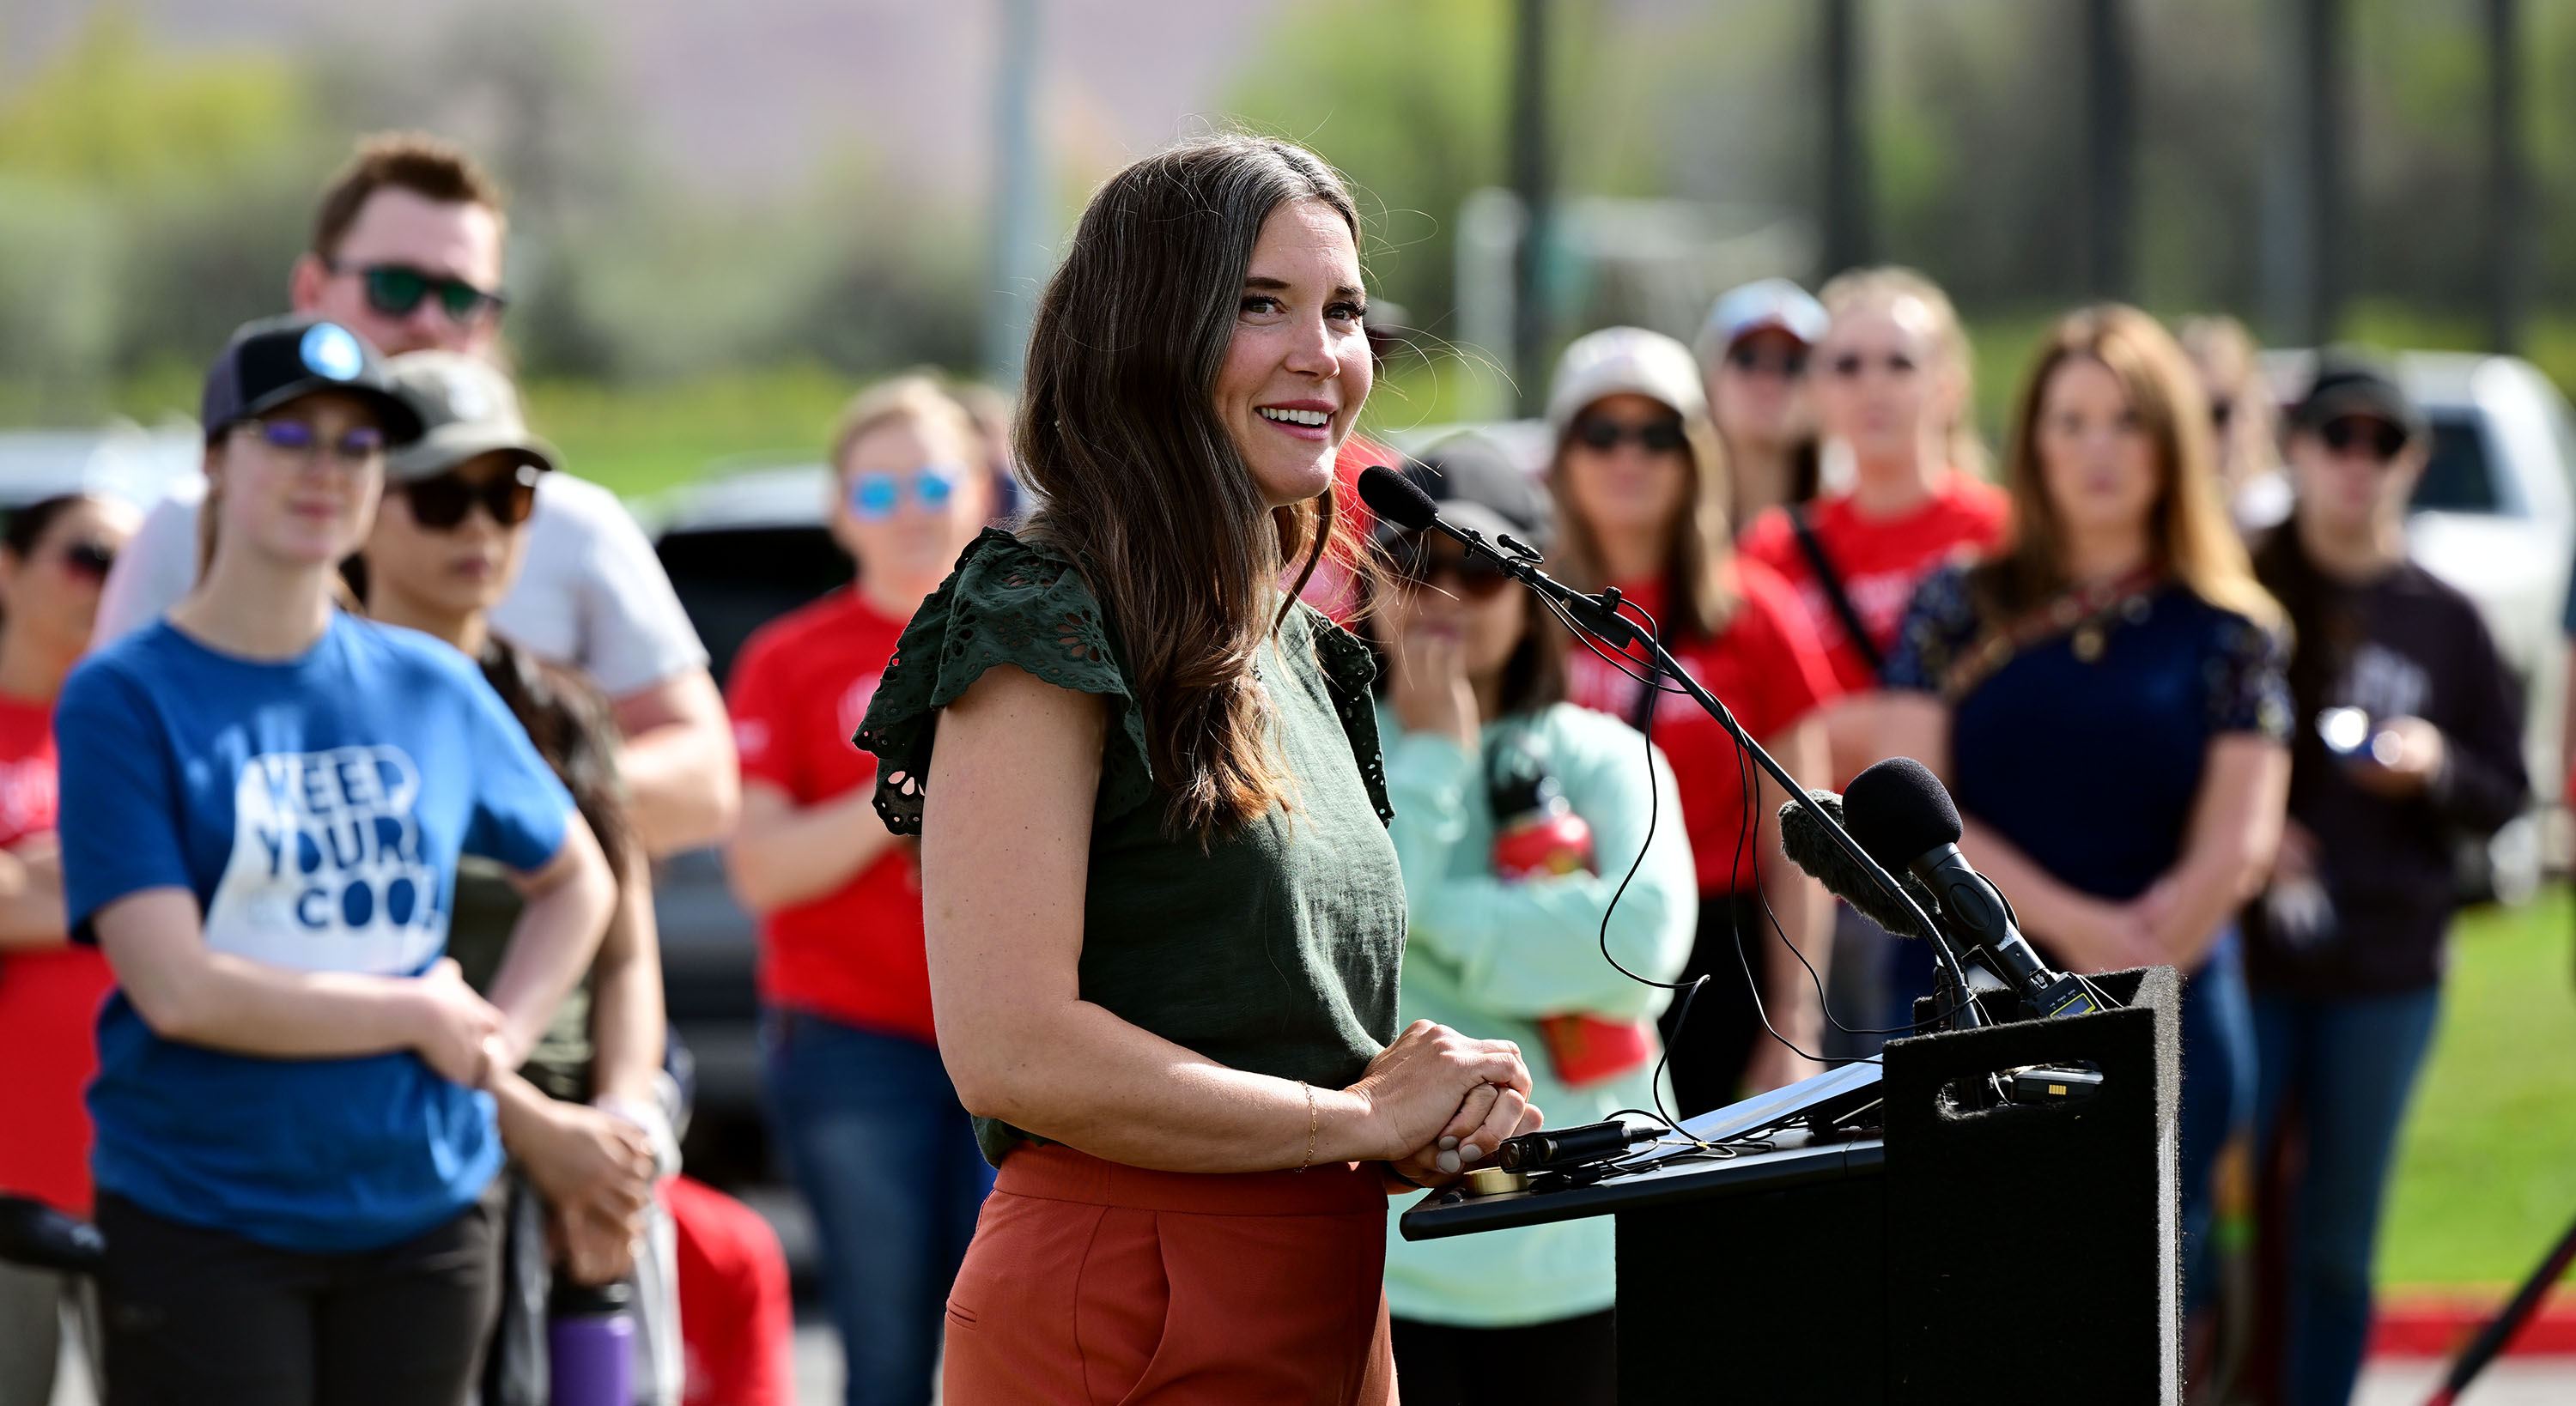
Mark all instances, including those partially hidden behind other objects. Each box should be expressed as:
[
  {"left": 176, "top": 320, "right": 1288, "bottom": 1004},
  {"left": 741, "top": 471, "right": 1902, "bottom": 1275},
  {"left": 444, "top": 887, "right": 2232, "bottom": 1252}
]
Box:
[{"left": 941, "top": 1142, "right": 1398, "bottom": 1405}]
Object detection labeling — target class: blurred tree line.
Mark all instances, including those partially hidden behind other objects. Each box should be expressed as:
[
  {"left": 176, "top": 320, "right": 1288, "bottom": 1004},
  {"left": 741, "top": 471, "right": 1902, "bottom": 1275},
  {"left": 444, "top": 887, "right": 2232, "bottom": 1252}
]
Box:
[
  {"left": 0, "top": 5, "right": 984, "bottom": 423},
  {"left": 1230, "top": 0, "right": 2576, "bottom": 371},
  {"left": 10, "top": 0, "right": 2576, "bottom": 430}
]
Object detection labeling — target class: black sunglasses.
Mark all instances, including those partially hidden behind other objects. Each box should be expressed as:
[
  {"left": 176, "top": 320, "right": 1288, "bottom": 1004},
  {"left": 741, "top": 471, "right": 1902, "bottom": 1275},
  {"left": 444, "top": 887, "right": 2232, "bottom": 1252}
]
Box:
[
  {"left": 59, "top": 541, "right": 116, "bottom": 582},
  {"left": 334, "top": 261, "right": 507, "bottom": 323},
  {"left": 2319, "top": 415, "right": 2409, "bottom": 462},
  {"left": 1389, "top": 535, "right": 1515, "bottom": 600},
  {"left": 403, "top": 462, "right": 543, "bottom": 530},
  {"left": 1829, "top": 350, "right": 1917, "bottom": 379},
  {"left": 2209, "top": 398, "right": 2235, "bottom": 432},
  {"left": 1727, "top": 342, "right": 1807, "bottom": 378},
  {"left": 1572, "top": 416, "right": 1686, "bottom": 454}
]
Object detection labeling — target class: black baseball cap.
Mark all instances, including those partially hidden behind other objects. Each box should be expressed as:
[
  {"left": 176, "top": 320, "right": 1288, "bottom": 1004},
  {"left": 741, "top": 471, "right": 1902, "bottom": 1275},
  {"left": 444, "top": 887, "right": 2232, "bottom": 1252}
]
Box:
[
  {"left": 1375, "top": 433, "right": 1552, "bottom": 554},
  {"left": 2291, "top": 355, "right": 2426, "bottom": 441},
  {"left": 199, "top": 315, "right": 424, "bottom": 447}
]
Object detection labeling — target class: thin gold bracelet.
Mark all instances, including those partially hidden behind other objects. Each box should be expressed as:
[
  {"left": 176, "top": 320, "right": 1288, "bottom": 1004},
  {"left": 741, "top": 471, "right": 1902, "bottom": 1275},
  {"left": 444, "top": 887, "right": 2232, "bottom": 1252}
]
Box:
[{"left": 1297, "top": 1080, "right": 1317, "bottom": 1172}]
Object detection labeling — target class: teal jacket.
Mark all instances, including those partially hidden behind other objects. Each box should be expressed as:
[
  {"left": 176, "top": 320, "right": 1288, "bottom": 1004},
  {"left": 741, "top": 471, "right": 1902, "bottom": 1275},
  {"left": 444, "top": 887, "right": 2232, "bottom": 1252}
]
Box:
[{"left": 1379, "top": 700, "right": 1698, "bottom": 1327}]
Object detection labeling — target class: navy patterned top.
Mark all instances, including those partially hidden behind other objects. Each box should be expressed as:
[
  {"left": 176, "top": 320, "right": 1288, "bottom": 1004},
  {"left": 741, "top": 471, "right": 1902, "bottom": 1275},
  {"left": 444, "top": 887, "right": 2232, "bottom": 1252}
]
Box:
[{"left": 1883, "top": 564, "right": 2291, "bottom": 904}]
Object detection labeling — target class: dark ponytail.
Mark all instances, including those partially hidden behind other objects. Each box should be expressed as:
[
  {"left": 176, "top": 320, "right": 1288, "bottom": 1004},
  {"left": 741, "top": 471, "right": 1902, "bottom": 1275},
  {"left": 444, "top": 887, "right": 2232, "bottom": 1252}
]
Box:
[{"left": 477, "top": 639, "right": 640, "bottom": 888}]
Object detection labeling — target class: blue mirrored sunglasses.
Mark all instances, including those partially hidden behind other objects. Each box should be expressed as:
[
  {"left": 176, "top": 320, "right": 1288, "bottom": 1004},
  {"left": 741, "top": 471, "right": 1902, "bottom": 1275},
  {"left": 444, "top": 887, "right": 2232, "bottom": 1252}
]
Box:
[
  {"left": 252, "top": 418, "right": 385, "bottom": 462},
  {"left": 848, "top": 464, "right": 963, "bottom": 522}
]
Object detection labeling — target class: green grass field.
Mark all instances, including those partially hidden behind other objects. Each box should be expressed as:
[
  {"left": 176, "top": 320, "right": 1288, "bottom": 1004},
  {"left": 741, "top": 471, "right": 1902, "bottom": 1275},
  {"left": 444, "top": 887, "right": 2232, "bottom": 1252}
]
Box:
[{"left": 2378, "top": 886, "right": 2576, "bottom": 1287}]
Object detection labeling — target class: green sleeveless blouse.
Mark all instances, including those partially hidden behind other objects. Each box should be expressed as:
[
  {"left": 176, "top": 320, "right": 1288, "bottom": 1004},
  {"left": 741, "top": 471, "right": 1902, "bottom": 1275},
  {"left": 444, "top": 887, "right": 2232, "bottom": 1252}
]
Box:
[{"left": 856, "top": 529, "right": 1406, "bottom": 1166}]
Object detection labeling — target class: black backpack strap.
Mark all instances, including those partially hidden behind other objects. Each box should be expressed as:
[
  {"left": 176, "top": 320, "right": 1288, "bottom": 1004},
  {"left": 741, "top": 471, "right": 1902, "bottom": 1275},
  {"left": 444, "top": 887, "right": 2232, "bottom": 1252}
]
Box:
[{"left": 1789, "top": 505, "right": 1884, "bottom": 676}]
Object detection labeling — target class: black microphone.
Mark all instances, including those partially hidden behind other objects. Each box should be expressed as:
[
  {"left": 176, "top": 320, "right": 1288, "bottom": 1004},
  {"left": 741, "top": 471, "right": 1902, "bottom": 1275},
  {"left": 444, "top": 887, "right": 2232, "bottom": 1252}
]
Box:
[
  {"left": 1356, "top": 464, "right": 1641, "bottom": 648},
  {"left": 1776, "top": 788, "right": 1945, "bottom": 942},
  {"left": 1843, "top": 758, "right": 2101, "bottom": 1019}
]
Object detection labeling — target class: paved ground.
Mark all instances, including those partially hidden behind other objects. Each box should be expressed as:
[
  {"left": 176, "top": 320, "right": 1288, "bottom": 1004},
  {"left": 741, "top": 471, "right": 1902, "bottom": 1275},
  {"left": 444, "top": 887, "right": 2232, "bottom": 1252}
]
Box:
[
  {"left": 2353, "top": 1358, "right": 2576, "bottom": 1405},
  {"left": 44, "top": 1317, "right": 2576, "bottom": 1403}
]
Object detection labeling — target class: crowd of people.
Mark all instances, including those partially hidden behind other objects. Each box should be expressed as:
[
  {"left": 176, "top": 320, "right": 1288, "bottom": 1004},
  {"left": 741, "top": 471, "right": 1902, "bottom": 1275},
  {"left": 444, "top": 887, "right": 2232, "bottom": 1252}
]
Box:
[{"left": 0, "top": 124, "right": 2539, "bottom": 1406}]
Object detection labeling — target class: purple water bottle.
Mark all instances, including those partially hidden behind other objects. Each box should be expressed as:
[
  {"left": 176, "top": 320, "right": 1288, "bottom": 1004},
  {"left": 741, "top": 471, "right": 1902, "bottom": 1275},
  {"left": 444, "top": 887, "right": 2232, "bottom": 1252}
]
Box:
[{"left": 547, "top": 1278, "right": 635, "bottom": 1406}]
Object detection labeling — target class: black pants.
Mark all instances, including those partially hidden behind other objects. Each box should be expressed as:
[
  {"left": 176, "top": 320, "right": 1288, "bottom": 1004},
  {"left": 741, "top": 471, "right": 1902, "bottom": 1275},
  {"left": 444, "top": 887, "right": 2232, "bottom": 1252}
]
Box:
[
  {"left": 1391, "top": 1310, "right": 1618, "bottom": 1406},
  {"left": 96, "top": 1189, "right": 501, "bottom": 1406},
  {"left": 1656, "top": 889, "right": 1771, "bottom": 1119}
]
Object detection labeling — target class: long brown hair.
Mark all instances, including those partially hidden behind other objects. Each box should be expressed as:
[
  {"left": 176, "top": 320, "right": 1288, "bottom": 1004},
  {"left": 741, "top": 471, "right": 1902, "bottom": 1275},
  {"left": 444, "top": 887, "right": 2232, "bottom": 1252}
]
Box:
[
  {"left": 1978, "top": 304, "right": 2279, "bottom": 627},
  {"left": 1016, "top": 133, "right": 1359, "bottom": 840},
  {"left": 1543, "top": 330, "right": 1738, "bottom": 641}
]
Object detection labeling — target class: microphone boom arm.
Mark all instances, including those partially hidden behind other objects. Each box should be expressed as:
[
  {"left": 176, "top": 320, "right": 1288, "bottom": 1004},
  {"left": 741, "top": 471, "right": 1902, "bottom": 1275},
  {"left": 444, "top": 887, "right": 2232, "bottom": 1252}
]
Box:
[{"left": 1435, "top": 519, "right": 1990, "bottom": 1030}]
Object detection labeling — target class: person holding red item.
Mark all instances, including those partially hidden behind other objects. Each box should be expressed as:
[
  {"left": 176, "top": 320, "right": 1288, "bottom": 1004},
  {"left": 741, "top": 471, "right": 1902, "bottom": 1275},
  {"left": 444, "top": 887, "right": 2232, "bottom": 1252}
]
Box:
[
  {"left": 1547, "top": 326, "right": 1841, "bottom": 1114},
  {"left": 0, "top": 493, "right": 139, "bottom": 1404},
  {"left": 722, "top": 376, "right": 997, "bottom": 1406},
  {"left": 1738, "top": 266, "right": 2008, "bottom": 779}
]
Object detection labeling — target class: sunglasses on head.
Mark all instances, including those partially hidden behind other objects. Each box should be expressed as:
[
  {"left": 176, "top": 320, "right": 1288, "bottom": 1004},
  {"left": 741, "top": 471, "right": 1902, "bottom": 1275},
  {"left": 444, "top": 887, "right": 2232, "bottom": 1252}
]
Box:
[
  {"left": 1572, "top": 416, "right": 1686, "bottom": 454},
  {"left": 1828, "top": 350, "right": 1918, "bottom": 379},
  {"left": 58, "top": 541, "right": 115, "bottom": 582},
  {"left": 1388, "top": 534, "right": 1516, "bottom": 600},
  {"left": 848, "top": 465, "right": 963, "bottom": 523},
  {"left": 1726, "top": 342, "right": 1807, "bottom": 378},
  {"left": 246, "top": 417, "right": 385, "bottom": 464},
  {"left": 403, "top": 462, "right": 543, "bottom": 530},
  {"left": 2318, "top": 415, "right": 2409, "bottom": 462},
  {"left": 332, "top": 261, "right": 507, "bottom": 324}
]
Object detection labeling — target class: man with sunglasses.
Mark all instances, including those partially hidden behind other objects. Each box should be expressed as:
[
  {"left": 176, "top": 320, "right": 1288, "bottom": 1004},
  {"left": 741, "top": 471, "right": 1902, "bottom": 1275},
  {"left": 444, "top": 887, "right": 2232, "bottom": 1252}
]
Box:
[
  {"left": 94, "top": 132, "right": 738, "bottom": 861},
  {"left": 1694, "top": 279, "right": 1828, "bottom": 532},
  {"left": 2245, "top": 360, "right": 2528, "bottom": 1406}
]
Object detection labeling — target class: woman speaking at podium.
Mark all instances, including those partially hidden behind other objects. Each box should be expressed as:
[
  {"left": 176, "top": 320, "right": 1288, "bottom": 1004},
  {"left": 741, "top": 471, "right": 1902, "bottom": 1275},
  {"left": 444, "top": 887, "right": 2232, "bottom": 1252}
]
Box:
[
  {"left": 1876, "top": 305, "right": 2289, "bottom": 1318},
  {"left": 854, "top": 134, "right": 1538, "bottom": 1405}
]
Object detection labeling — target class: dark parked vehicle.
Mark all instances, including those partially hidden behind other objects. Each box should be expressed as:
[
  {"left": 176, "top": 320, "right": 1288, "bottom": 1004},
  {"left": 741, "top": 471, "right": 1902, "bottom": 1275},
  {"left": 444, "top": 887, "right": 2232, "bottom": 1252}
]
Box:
[{"left": 646, "top": 464, "right": 847, "bottom": 1179}]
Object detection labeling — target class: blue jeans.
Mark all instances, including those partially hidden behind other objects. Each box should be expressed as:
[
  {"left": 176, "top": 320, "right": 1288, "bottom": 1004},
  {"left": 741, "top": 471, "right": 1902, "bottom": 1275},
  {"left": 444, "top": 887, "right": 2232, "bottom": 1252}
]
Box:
[
  {"left": 2251, "top": 985, "right": 2442, "bottom": 1406},
  {"left": 2178, "top": 931, "right": 2257, "bottom": 1315},
  {"left": 761, "top": 1009, "right": 993, "bottom": 1406}
]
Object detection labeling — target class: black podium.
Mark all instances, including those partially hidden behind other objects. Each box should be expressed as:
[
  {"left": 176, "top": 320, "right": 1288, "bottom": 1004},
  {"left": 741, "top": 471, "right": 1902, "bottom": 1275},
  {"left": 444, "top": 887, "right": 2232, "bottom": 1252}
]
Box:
[{"left": 1400, "top": 967, "right": 2182, "bottom": 1404}]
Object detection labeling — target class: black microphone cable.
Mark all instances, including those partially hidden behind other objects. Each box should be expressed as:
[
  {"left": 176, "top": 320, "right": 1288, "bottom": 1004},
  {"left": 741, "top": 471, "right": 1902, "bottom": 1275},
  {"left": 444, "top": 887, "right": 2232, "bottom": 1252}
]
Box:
[{"left": 1526, "top": 575, "right": 1973, "bottom": 1137}]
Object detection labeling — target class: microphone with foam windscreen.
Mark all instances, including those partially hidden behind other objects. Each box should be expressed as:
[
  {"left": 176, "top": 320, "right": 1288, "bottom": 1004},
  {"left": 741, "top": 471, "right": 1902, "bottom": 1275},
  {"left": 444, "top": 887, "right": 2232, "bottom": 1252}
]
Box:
[
  {"left": 1776, "top": 788, "right": 1945, "bottom": 942},
  {"left": 1843, "top": 758, "right": 2102, "bottom": 1020}
]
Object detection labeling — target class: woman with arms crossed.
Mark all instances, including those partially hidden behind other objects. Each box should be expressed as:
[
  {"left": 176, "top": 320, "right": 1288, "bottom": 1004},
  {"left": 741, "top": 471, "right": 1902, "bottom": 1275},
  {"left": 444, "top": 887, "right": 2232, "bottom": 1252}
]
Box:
[
  {"left": 855, "top": 136, "right": 1536, "bottom": 1404},
  {"left": 0, "top": 493, "right": 139, "bottom": 1405},
  {"left": 57, "top": 317, "right": 617, "bottom": 1406},
  {"left": 726, "top": 377, "right": 1000, "bottom": 1406},
  {"left": 363, "top": 350, "right": 680, "bottom": 1403},
  {"left": 1877, "top": 305, "right": 2288, "bottom": 1320}
]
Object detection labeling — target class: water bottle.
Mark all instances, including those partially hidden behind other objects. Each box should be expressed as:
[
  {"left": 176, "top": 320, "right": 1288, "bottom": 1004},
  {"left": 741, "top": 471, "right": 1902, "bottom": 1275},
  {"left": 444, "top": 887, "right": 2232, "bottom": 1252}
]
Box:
[
  {"left": 548, "top": 1278, "right": 635, "bottom": 1406},
  {"left": 1487, "top": 737, "right": 1654, "bottom": 1088}
]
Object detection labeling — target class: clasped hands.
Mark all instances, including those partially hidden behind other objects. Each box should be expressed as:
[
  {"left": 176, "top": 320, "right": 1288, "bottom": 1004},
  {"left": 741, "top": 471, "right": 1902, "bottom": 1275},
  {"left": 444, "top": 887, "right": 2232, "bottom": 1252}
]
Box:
[{"left": 1345, "top": 1019, "right": 1542, "bottom": 1194}]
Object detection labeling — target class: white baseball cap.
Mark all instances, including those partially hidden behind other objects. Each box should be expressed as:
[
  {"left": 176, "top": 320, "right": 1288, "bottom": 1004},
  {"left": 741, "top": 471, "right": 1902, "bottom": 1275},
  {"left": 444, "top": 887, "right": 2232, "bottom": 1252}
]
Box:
[{"left": 1546, "top": 326, "right": 1708, "bottom": 432}]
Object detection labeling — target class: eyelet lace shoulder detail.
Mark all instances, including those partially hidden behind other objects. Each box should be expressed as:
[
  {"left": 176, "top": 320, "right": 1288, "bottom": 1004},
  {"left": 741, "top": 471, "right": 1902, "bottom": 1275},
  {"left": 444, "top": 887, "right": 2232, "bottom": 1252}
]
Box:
[
  {"left": 853, "top": 527, "right": 1153, "bottom": 834},
  {"left": 1298, "top": 604, "right": 1395, "bottom": 827}
]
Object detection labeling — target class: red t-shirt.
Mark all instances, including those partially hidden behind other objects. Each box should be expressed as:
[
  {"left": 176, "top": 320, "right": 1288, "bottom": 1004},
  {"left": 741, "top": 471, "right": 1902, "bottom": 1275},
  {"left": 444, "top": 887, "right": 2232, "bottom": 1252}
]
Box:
[
  {"left": 1738, "top": 474, "right": 2011, "bottom": 691},
  {"left": 1564, "top": 561, "right": 1842, "bottom": 894},
  {"left": 0, "top": 695, "right": 104, "bottom": 1215},
  {"left": 726, "top": 590, "right": 935, "bottom": 1045}
]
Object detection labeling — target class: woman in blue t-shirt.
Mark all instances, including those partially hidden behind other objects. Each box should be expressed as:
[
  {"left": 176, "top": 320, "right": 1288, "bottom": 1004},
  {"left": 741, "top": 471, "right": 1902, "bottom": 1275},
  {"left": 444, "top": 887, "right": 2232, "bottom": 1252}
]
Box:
[
  {"left": 55, "top": 316, "right": 617, "bottom": 1406},
  {"left": 1877, "top": 306, "right": 2289, "bottom": 1322}
]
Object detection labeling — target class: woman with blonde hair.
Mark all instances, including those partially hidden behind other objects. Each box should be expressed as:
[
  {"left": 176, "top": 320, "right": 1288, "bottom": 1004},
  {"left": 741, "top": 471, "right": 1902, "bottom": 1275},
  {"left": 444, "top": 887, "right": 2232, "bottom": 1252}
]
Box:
[
  {"left": 1740, "top": 266, "right": 2008, "bottom": 774},
  {"left": 2178, "top": 314, "right": 2291, "bottom": 532},
  {"left": 1877, "top": 303, "right": 2290, "bottom": 1313},
  {"left": 1549, "top": 326, "right": 1841, "bottom": 1113},
  {"left": 725, "top": 375, "right": 998, "bottom": 1406}
]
